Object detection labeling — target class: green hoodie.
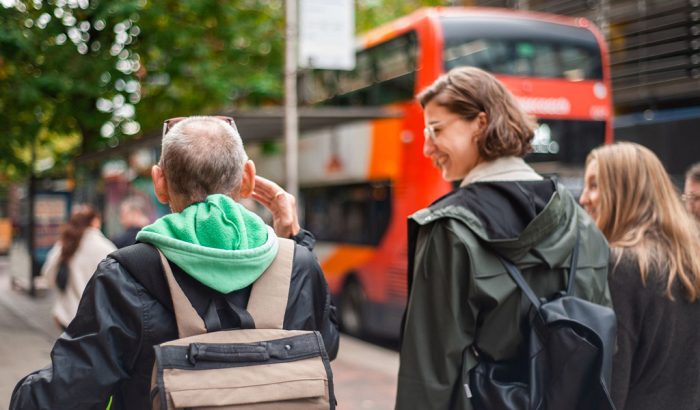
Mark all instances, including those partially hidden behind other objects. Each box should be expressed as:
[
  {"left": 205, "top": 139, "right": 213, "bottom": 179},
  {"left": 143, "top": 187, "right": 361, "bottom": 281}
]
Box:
[{"left": 135, "top": 194, "right": 278, "bottom": 293}]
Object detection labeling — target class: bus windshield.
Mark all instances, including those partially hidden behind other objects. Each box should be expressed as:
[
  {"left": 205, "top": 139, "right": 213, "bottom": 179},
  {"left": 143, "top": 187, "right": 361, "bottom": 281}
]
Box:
[{"left": 441, "top": 16, "right": 603, "bottom": 80}]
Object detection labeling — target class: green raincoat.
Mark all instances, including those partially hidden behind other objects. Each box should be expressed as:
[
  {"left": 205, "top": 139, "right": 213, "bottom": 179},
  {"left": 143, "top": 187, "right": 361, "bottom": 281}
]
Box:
[{"left": 396, "top": 159, "right": 611, "bottom": 410}]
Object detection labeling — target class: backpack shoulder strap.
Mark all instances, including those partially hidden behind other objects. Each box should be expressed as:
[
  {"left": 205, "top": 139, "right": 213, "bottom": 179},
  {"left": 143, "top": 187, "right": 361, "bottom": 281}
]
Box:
[
  {"left": 499, "top": 257, "right": 543, "bottom": 309},
  {"left": 247, "top": 238, "right": 295, "bottom": 329},
  {"left": 156, "top": 249, "right": 207, "bottom": 338},
  {"left": 110, "top": 243, "right": 172, "bottom": 311},
  {"left": 497, "top": 227, "right": 582, "bottom": 308}
]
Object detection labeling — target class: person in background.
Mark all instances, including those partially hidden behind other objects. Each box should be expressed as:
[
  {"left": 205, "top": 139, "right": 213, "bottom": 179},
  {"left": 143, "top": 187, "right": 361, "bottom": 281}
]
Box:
[
  {"left": 111, "top": 195, "right": 152, "bottom": 248},
  {"left": 683, "top": 162, "right": 700, "bottom": 222},
  {"left": 580, "top": 142, "right": 700, "bottom": 410},
  {"left": 395, "top": 66, "right": 611, "bottom": 409},
  {"left": 41, "top": 204, "right": 116, "bottom": 330}
]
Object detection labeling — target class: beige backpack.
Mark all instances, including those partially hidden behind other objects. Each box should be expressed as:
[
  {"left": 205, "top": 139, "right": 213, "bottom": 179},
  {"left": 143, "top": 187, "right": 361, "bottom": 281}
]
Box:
[{"left": 150, "top": 238, "right": 335, "bottom": 409}]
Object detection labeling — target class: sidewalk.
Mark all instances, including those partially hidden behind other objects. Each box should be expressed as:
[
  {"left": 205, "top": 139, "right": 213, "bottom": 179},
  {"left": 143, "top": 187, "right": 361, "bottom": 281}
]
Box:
[
  {"left": 0, "top": 256, "right": 60, "bottom": 409},
  {"left": 333, "top": 336, "right": 399, "bottom": 409}
]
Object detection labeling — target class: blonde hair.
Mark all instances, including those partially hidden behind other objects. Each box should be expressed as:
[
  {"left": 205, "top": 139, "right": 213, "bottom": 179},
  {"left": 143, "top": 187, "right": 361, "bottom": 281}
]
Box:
[
  {"left": 587, "top": 142, "right": 700, "bottom": 301},
  {"left": 417, "top": 66, "right": 537, "bottom": 160}
]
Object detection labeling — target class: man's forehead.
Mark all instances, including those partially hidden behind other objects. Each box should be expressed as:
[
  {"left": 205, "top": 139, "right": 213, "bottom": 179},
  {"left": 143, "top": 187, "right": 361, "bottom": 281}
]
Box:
[{"left": 686, "top": 178, "right": 700, "bottom": 192}]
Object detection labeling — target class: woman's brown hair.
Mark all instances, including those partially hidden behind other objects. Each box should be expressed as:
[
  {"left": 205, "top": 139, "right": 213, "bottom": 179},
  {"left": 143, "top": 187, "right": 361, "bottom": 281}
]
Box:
[
  {"left": 417, "top": 66, "right": 537, "bottom": 160},
  {"left": 587, "top": 142, "right": 700, "bottom": 301},
  {"left": 59, "top": 204, "right": 100, "bottom": 264}
]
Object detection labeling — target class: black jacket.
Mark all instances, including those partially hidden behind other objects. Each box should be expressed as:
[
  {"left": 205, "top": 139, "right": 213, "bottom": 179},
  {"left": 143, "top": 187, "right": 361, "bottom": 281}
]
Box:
[
  {"left": 11, "top": 232, "right": 339, "bottom": 410},
  {"left": 111, "top": 226, "right": 142, "bottom": 249}
]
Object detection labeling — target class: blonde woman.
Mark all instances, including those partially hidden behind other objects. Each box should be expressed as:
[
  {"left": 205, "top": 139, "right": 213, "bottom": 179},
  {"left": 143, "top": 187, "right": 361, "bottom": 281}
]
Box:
[{"left": 580, "top": 142, "right": 700, "bottom": 410}]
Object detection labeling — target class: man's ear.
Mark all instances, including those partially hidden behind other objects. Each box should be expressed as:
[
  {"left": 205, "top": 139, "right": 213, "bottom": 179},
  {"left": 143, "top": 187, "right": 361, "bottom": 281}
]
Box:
[
  {"left": 238, "top": 160, "right": 256, "bottom": 199},
  {"left": 151, "top": 165, "right": 170, "bottom": 204}
]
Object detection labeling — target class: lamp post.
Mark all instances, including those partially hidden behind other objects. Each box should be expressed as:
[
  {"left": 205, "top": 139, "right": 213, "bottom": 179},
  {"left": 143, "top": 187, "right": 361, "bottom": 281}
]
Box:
[{"left": 284, "top": 0, "right": 299, "bottom": 198}]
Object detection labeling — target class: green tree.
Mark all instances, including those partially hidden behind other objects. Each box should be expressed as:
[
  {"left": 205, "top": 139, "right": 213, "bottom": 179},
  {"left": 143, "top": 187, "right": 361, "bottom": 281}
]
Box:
[
  {"left": 0, "top": 0, "right": 144, "bottom": 179},
  {"left": 131, "top": 0, "right": 285, "bottom": 141},
  {"left": 1, "top": 0, "right": 444, "bottom": 181},
  {"left": 0, "top": 0, "right": 285, "bottom": 180},
  {"left": 356, "top": 0, "right": 444, "bottom": 32}
]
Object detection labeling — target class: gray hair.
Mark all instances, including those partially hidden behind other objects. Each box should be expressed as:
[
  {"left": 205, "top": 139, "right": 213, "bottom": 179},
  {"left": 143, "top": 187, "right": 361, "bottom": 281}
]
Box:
[
  {"left": 159, "top": 116, "right": 248, "bottom": 204},
  {"left": 120, "top": 195, "right": 150, "bottom": 216}
]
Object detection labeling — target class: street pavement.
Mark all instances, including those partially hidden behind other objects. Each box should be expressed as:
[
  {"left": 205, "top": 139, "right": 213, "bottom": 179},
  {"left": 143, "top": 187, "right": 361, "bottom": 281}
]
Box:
[{"left": 0, "top": 255, "right": 399, "bottom": 409}]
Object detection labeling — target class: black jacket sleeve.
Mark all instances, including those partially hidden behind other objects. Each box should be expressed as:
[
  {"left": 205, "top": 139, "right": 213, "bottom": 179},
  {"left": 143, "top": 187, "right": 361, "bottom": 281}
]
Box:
[
  {"left": 284, "top": 243, "right": 339, "bottom": 360},
  {"left": 290, "top": 228, "right": 316, "bottom": 252},
  {"left": 10, "top": 258, "right": 147, "bottom": 410}
]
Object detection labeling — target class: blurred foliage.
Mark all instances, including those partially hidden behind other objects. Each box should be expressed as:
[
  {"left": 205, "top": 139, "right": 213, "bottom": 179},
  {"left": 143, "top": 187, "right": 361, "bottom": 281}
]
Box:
[
  {"left": 356, "top": 0, "right": 444, "bottom": 33},
  {"left": 0, "top": 0, "right": 144, "bottom": 180},
  {"left": 133, "top": 0, "right": 286, "bottom": 144},
  {"left": 0, "top": 0, "right": 444, "bottom": 182}
]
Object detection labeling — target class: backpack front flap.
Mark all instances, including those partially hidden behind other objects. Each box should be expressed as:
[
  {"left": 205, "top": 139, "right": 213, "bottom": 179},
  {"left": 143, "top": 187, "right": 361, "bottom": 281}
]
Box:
[
  {"left": 151, "top": 238, "right": 334, "bottom": 410},
  {"left": 153, "top": 329, "right": 333, "bottom": 409},
  {"left": 533, "top": 296, "right": 616, "bottom": 410}
]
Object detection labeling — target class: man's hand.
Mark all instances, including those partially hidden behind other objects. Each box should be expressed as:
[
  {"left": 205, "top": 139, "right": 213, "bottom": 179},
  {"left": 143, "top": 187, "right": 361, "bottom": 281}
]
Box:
[{"left": 252, "top": 176, "right": 301, "bottom": 238}]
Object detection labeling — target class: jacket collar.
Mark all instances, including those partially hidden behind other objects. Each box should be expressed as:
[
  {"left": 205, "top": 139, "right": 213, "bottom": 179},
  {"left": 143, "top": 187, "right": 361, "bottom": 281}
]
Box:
[{"left": 460, "top": 156, "right": 542, "bottom": 187}]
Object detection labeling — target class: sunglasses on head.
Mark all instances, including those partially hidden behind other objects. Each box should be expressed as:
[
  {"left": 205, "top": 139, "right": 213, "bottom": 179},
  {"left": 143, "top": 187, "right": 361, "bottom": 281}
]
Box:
[{"left": 162, "top": 116, "right": 238, "bottom": 137}]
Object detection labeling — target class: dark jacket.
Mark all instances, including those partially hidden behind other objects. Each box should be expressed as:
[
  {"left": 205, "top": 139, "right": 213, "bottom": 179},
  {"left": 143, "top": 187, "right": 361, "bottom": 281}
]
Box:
[
  {"left": 610, "top": 249, "right": 700, "bottom": 410},
  {"left": 395, "top": 179, "right": 611, "bottom": 410},
  {"left": 111, "top": 226, "right": 142, "bottom": 249},
  {"left": 10, "top": 231, "right": 339, "bottom": 410}
]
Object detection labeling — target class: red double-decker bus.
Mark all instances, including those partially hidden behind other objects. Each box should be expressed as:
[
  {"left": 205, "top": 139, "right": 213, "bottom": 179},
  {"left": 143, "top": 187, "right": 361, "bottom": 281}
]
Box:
[{"left": 249, "top": 7, "right": 612, "bottom": 339}]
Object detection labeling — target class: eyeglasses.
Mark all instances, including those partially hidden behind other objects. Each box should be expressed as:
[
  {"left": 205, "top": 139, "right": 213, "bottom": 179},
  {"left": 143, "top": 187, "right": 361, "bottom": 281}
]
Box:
[
  {"left": 423, "top": 117, "right": 461, "bottom": 142},
  {"left": 162, "top": 115, "right": 238, "bottom": 137},
  {"left": 681, "top": 193, "right": 699, "bottom": 203}
]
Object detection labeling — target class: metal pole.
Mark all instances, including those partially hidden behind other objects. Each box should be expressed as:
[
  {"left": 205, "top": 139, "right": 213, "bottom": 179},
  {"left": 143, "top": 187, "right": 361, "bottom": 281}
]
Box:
[
  {"left": 284, "top": 0, "right": 299, "bottom": 198},
  {"left": 598, "top": 0, "right": 610, "bottom": 40}
]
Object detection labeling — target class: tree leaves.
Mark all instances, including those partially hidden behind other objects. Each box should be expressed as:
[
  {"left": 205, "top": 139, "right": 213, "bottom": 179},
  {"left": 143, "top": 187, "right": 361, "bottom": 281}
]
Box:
[
  {"left": 0, "top": 0, "right": 143, "bottom": 178},
  {"left": 0, "top": 0, "right": 441, "bottom": 181}
]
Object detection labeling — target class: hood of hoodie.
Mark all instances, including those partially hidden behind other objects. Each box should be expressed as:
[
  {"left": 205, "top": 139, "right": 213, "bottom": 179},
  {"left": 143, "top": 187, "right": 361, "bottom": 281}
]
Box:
[
  {"left": 135, "top": 194, "right": 278, "bottom": 293},
  {"left": 410, "top": 180, "right": 597, "bottom": 269}
]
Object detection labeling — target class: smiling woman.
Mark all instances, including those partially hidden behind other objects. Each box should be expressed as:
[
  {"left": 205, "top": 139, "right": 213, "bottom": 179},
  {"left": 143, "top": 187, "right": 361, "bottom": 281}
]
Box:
[
  {"left": 421, "top": 103, "right": 485, "bottom": 181},
  {"left": 417, "top": 66, "right": 537, "bottom": 178},
  {"left": 395, "top": 66, "right": 613, "bottom": 409}
]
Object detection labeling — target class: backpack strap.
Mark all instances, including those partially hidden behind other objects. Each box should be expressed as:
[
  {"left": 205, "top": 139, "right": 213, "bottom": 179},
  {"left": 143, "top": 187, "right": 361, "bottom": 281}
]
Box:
[
  {"left": 114, "top": 239, "right": 295, "bottom": 335},
  {"left": 246, "top": 238, "right": 295, "bottom": 329},
  {"left": 497, "top": 228, "right": 581, "bottom": 309},
  {"left": 499, "top": 257, "right": 543, "bottom": 309},
  {"left": 157, "top": 250, "right": 208, "bottom": 338}
]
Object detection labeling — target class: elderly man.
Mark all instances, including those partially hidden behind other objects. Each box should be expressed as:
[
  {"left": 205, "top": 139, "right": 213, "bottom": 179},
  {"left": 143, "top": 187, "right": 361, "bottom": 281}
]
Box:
[
  {"left": 684, "top": 162, "right": 700, "bottom": 222},
  {"left": 11, "top": 116, "right": 339, "bottom": 409}
]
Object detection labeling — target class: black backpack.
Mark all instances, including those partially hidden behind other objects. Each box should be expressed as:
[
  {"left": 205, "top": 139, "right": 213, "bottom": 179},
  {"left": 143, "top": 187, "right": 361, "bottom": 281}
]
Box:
[{"left": 469, "top": 233, "right": 617, "bottom": 410}]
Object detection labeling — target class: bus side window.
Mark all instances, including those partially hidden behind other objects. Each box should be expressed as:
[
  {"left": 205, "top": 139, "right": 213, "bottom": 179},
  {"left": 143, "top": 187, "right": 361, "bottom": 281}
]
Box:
[
  {"left": 374, "top": 32, "right": 418, "bottom": 105},
  {"left": 301, "top": 181, "right": 392, "bottom": 246}
]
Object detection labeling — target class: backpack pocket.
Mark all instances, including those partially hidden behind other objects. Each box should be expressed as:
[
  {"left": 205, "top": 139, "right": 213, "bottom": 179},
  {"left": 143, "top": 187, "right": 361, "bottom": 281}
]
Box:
[
  {"left": 152, "top": 331, "right": 334, "bottom": 410},
  {"left": 167, "top": 365, "right": 329, "bottom": 408}
]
